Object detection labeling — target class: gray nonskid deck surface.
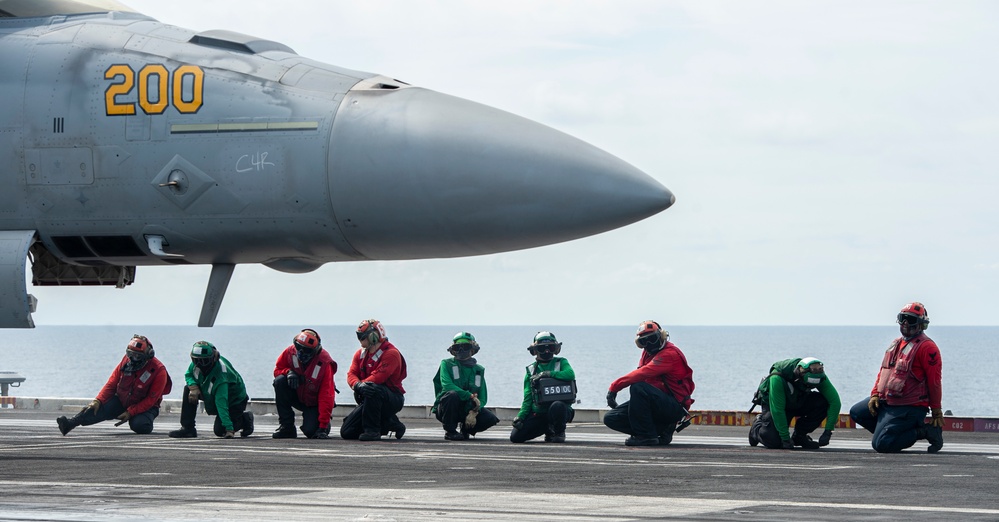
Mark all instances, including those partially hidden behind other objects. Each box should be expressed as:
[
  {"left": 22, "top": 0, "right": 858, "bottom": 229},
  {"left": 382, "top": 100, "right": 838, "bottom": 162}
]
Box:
[{"left": 1, "top": 410, "right": 997, "bottom": 521}]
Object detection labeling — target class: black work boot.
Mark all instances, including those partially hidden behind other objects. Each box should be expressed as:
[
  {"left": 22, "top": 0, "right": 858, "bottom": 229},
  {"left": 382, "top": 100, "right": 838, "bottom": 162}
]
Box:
[
  {"left": 56, "top": 416, "right": 79, "bottom": 436},
  {"left": 659, "top": 423, "right": 677, "bottom": 445},
  {"left": 168, "top": 426, "right": 198, "bottom": 438},
  {"left": 241, "top": 412, "right": 254, "bottom": 438},
  {"left": 388, "top": 419, "right": 406, "bottom": 440},
  {"left": 922, "top": 424, "right": 944, "bottom": 453},
  {"left": 624, "top": 435, "right": 659, "bottom": 446},
  {"left": 791, "top": 430, "right": 820, "bottom": 449},
  {"left": 272, "top": 424, "right": 297, "bottom": 439},
  {"left": 358, "top": 430, "right": 381, "bottom": 441}
]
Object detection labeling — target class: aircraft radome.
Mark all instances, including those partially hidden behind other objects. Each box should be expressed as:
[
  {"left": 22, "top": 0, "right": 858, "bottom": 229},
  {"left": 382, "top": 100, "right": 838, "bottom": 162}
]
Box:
[{"left": 0, "top": 0, "right": 675, "bottom": 328}]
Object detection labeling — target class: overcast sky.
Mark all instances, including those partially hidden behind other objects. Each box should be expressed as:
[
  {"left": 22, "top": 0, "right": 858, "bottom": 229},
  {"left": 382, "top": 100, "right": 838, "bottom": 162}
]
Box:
[{"left": 28, "top": 1, "right": 999, "bottom": 326}]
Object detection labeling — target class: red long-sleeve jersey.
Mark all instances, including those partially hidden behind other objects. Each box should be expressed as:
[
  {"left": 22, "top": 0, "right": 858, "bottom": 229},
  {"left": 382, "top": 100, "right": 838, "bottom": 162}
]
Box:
[
  {"left": 871, "top": 335, "right": 942, "bottom": 409},
  {"left": 609, "top": 342, "right": 695, "bottom": 409},
  {"left": 347, "top": 340, "right": 407, "bottom": 394},
  {"left": 274, "top": 346, "right": 337, "bottom": 428},
  {"left": 95, "top": 356, "right": 172, "bottom": 417}
]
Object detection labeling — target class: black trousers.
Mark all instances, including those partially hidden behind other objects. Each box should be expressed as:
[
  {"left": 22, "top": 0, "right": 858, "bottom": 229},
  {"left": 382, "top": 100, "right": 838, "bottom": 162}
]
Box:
[
  {"left": 434, "top": 391, "right": 500, "bottom": 435},
  {"left": 178, "top": 385, "right": 248, "bottom": 437},
  {"left": 73, "top": 396, "right": 158, "bottom": 434},
  {"left": 510, "top": 401, "right": 574, "bottom": 443},
  {"left": 339, "top": 383, "right": 404, "bottom": 439},
  {"left": 603, "top": 382, "right": 684, "bottom": 439},
  {"left": 274, "top": 374, "right": 322, "bottom": 437},
  {"left": 751, "top": 391, "right": 829, "bottom": 449}
]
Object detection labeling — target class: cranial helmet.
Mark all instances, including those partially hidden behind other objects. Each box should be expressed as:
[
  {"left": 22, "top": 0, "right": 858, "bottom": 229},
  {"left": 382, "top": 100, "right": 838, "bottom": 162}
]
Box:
[
  {"left": 125, "top": 335, "right": 154, "bottom": 367},
  {"left": 797, "top": 357, "right": 826, "bottom": 387},
  {"left": 356, "top": 319, "right": 386, "bottom": 345},
  {"left": 897, "top": 302, "right": 929, "bottom": 330},
  {"left": 191, "top": 341, "right": 219, "bottom": 370},
  {"left": 528, "top": 331, "right": 562, "bottom": 361},
  {"left": 635, "top": 320, "right": 668, "bottom": 352},
  {"left": 294, "top": 329, "right": 321, "bottom": 364},
  {"left": 448, "top": 331, "right": 480, "bottom": 360}
]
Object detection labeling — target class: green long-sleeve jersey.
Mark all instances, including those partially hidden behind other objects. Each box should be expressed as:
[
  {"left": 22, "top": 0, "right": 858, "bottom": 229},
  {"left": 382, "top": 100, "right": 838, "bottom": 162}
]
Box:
[
  {"left": 759, "top": 358, "right": 841, "bottom": 441},
  {"left": 432, "top": 358, "right": 488, "bottom": 414},
  {"left": 517, "top": 357, "right": 575, "bottom": 419},
  {"left": 184, "top": 355, "right": 248, "bottom": 431}
]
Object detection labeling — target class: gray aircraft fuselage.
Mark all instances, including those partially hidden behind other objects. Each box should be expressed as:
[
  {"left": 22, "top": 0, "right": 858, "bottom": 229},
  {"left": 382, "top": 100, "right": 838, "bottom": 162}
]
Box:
[{"left": 0, "top": 0, "right": 674, "bottom": 327}]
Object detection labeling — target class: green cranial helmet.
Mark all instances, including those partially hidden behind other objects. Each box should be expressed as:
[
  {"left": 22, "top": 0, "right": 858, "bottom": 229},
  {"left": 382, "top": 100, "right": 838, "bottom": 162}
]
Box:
[
  {"left": 449, "top": 331, "right": 479, "bottom": 359},
  {"left": 529, "top": 331, "right": 562, "bottom": 360},
  {"left": 533, "top": 331, "right": 559, "bottom": 346},
  {"left": 453, "top": 331, "right": 476, "bottom": 345},
  {"left": 191, "top": 341, "right": 217, "bottom": 359},
  {"left": 798, "top": 357, "right": 825, "bottom": 387}
]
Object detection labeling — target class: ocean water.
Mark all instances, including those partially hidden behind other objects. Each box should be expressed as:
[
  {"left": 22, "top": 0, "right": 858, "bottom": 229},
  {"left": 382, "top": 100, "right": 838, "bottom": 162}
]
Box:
[{"left": 1, "top": 325, "right": 994, "bottom": 416}]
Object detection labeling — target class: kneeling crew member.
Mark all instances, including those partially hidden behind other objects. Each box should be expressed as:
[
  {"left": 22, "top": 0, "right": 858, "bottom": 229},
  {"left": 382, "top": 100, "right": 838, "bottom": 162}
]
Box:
[
  {"left": 749, "top": 357, "right": 841, "bottom": 449},
  {"left": 432, "top": 332, "right": 500, "bottom": 440},
  {"left": 57, "top": 335, "right": 172, "bottom": 435},
  {"left": 273, "top": 329, "right": 337, "bottom": 439},
  {"left": 849, "top": 302, "right": 944, "bottom": 453},
  {"left": 169, "top": 341, "right": 253, "bottom": 439},
  {"left": 341, "top": 319, "right": 408, "bottom": 441},
  {"left": 510, "top": 331, "right": 576, "bottom": 443},
  {"left": 604, "top": 321, "right": 695, "bottom": 446}
]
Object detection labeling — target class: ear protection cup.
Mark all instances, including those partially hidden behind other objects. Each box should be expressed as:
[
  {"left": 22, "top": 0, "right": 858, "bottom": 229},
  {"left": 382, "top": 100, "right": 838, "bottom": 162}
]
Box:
[{"left": 357, "top": 319, "right": 386, "bottom": 345}]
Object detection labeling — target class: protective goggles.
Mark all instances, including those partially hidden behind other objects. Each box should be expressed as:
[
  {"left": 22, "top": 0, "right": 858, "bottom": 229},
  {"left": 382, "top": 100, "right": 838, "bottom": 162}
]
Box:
[
  {"left": 449, "top": 344, "right": 475, "bottom": 353},
  {"left": 636, "top": 333, "right": 662, "bottom": 349},
  {"left": 533, "top": 344, "right": 558, "bottom": 354},
  {"left": 125, "top": 349, "right": 147, "bottom": 361},
  {"left": 897, "top": 313, "right": 920, "bottom": 325}
]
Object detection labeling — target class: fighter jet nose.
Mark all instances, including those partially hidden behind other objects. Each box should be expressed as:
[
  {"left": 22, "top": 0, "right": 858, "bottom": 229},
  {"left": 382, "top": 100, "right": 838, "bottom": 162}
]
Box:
[{"left": 328, "top": 87, "right": 673, "bottom": 260}]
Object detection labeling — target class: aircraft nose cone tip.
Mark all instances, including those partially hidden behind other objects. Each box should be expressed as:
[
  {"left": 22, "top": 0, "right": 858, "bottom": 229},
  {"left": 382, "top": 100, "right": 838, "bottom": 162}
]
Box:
[{"left": 329, "top": 87, "right": 675, "bottom": 259}]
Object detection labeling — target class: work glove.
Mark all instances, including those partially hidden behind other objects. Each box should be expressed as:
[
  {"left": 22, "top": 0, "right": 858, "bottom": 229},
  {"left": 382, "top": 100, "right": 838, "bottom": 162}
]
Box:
[
  {"left": 355, "top": 382, "right": 378, "bottom": 398},
  {"left": 84, "top": 399, "right": 101, "bottom": 413},
  {"left": 224, "top": 430, "right": 236, "bottom": 439},
  {"left": 312, "top": 427, "right": 330, "bottom": 439},
  {"left": 606, "top": 391, "right": 618, "bottom": 409},
  {"left": 188, "top": 385, "right": 201, "bottom": 404},
  {"left": 512, "top": 417, "right": 524, "bottom": 430},
  {"left": 781, "top": 439, "right": 794, "bottom": 450},
  {"left": 286, "top": 371, "right": 300, "bottom": 390},
  {"left": 930, "top": 408, "right": 944, "bottom": 428},
  {"left": 464, "top": 394, "right": 480, "bottom": 429},
  {"left": 818, "top": 430, "right": 832, "bottom": 447},
  {"left": 867, "top": 395, "right": 880, "bottom": 417},
  {"left": 530, "top": 371, "right": 551, "bottom": 384},
  {"left": 113, "top": 410, "right": 131, "bottom": 427}
]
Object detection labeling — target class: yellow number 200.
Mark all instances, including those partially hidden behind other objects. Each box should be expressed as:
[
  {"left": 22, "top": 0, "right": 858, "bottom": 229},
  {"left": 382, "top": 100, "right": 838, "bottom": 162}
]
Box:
[{"left": 105, "top": 64, "right": 204, "bottom": 116}]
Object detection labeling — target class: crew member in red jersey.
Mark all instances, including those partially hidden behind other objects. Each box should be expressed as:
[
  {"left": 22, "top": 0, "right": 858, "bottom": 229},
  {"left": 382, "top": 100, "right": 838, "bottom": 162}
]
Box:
[
  {"left": 603, "top": 321, "right": 695, "bottom": 446},
  {"left": 57, "top": 335, "right": 172, "bottom": 436},
  {"left": 850, "top": 302, "right": 944, "bottom": 453},
  {"left": 272, "top": 329, "right": 337, "bottom": 439},
  {"left": 340, "top": 319, "right": 408, "bottom": 441}
]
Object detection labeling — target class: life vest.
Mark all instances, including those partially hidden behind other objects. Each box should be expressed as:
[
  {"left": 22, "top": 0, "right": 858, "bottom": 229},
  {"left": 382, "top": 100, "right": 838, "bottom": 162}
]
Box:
[
  {"left": 876, "top": 335, "right": 929, "bottom": 406},
  {"left": 288, "top": 349, "right": 336, "bottom": 407},
  {"left": 116, "top": 357, "right": 172, "bottom": 408},
  {"left": 654, "top": 345, "right": 695, "bottom": 409}
]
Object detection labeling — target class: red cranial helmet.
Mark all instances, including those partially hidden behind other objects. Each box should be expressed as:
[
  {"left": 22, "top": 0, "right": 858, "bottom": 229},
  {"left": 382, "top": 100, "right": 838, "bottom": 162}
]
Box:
[
  {"left": 635, "top": 320, "right": 668, "bottom": 351},
  {"left": 356, "top": 319, "right": 386, "bottom": 344},
  {"left": 897, "top": 302, "right": 929, "bottom": 330},
  {"left": 294, "top": 330, "right": 321, "bottom": 352}
]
